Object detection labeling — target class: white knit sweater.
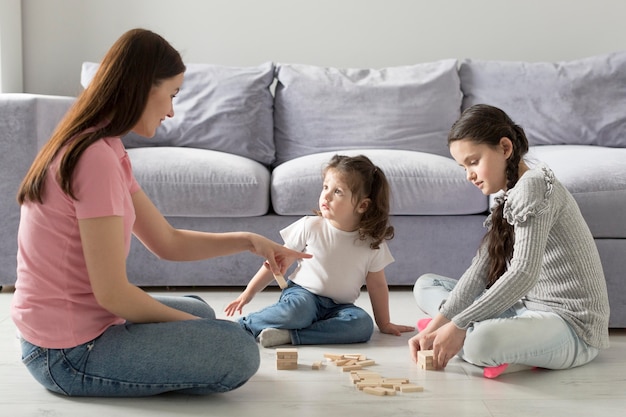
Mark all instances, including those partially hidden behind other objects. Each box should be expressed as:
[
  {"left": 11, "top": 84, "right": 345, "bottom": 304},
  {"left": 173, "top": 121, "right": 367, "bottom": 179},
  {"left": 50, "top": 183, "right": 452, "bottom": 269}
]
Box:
[{"left": 440, "top": 164, "right": 610, "bottom": 349}]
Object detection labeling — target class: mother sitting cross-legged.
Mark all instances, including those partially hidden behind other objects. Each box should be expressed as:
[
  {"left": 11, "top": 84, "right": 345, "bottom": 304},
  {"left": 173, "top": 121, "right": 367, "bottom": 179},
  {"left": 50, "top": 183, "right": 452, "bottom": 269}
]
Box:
[{"left": 11, "top": 28, "right": 310, "bottom": 397}]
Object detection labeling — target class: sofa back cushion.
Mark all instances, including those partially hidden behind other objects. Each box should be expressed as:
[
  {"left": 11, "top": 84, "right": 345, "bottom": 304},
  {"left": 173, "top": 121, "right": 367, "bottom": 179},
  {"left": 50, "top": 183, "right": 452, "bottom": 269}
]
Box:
[
  {"left": 460, "top": 51, "right": 626, "bottom": 148},
  {"left": 81, "top": 62, "right": 276, "bottom": 165},
  {"left": 273, "top": 61, "right": 462, "bottom": 166},
  {"left": 271, "top": 149, "right": 487, "bottom": 216}
]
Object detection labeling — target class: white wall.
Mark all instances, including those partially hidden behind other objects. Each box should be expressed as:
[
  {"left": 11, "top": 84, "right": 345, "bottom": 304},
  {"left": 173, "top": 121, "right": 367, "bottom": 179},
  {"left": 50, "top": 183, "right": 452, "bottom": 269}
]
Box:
[
  {"left": 21, "top": 0, "right": 626, "bottom": 96},
  {"left": 0, "top": 0, "right": 23, "bottom": 93}
]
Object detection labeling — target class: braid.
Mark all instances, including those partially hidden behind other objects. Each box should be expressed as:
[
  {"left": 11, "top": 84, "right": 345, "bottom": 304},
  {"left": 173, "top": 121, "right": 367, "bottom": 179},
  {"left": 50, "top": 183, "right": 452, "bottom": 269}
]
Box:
[{"left": 484, "top": 156, "right": 519, "bottom": 288}]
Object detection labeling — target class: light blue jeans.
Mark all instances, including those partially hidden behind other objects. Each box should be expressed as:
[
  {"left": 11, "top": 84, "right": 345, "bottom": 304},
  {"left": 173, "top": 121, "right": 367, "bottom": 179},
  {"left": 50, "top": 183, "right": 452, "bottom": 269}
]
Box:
[
  {"left": 21, "top": 295, "right": 260, "bottom": 397},
  {"left": 414, "top": 274, "right": 599, "bottom": 369},
  {"left": 239, "top": 282, "right": 374, "bottom": 345}
]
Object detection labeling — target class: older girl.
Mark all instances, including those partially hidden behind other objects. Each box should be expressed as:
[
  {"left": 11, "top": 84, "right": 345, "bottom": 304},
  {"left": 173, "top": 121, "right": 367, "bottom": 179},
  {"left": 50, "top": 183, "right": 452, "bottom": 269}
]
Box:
[
  {"left": 408, "top": 104, "right": 610, "bottom": 378},
  {"left": 226, "top": 154, "right": 414, "bottom": 347}
]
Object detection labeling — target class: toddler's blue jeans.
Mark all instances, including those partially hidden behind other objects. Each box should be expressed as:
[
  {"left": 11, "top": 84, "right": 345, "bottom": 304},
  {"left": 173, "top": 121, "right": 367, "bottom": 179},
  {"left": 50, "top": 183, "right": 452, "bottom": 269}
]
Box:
[{"left": 239, "top": 282, "right": 374, "bottom": 345}]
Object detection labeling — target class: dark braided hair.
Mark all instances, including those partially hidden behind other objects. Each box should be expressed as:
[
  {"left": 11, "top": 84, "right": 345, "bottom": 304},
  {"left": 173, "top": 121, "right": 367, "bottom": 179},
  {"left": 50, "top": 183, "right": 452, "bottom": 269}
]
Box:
[
  {"left": 315, "top": 154, "right": 394, "bottom": 249},
  {"left": 448, "top": 104, "right": 529, "bottom": 288}
]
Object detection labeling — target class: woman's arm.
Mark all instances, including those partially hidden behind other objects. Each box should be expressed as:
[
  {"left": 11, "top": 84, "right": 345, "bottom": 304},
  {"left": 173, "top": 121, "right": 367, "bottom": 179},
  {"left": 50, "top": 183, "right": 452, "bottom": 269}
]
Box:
[
  {"left": 78, "top": 215, "right": 198, "bottom": 323},
  {"left": 131, "top": 190, "right": 308, "bottom": 273}
]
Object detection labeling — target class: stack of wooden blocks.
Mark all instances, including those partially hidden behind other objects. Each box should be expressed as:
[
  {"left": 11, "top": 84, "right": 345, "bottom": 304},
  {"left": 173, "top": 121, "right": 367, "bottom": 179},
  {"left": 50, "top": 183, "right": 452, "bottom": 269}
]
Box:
[
  {"left": 276, "top": 348, "right": 298, "bottom": 370},
  {"left": 417, "top": 350, "right": 434, "bottom": 370}
]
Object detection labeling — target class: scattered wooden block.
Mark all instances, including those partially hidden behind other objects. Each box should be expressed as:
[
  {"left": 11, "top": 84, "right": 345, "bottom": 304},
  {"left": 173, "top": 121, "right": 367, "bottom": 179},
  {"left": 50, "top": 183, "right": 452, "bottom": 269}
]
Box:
[
  {"left": 312, "top": 361, "right": 323, "bottom": 370},
  {"left": 356, "top": 381, "right": 382, "bottom": 390},
  {"left": 323, "top": 353, "right": 344, "bottom": 361},
  {"left": 319, "top": 353, "right": 424, "bottom": 396},
  {"left": 363, "top": 386, "right": 396, "bottom": 396},
  {"left": 363, "top": 386, "right": 388, "bottom": 396},
  {"left": 397, "top": 384, "right": 424, "bottom": 393},
  {"left": 382, "top": 378, "right": 409, "bottom": 384}
]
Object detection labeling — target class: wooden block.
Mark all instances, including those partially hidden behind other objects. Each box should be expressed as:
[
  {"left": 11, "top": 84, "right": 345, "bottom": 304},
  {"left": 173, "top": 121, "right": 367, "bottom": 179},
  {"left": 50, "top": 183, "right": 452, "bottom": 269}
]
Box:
[
  {"left": 276, "top": 358, "right": 298, "bottom": 363},
  {"left": 356, "top": 381, "right": 383, "bottom": 390},
  {"left": 418, "top": 350, "right": 435, "bottom": 370},
  {"left": 356, "top": 359, "right": 376, "bottom": 367},
  {"left": 277, "top": 353, "right": 298, "bottom": 360},
  {"left": 398, "top": 384, "right": 424, "bottom": 393},
  {"left": 324, "top": 353, "right": 344, "bottom": 361},
  {"left": 343, "top": 354, "right": 363, "bottom": 360},
  {"left": 382, "top": 378, "right": 409, "bottom": 384},
  {"left": 312, "top": 361, "right": 323, "bottom": 370},
  {"left": 276, "top": 348, "right": 298, "bottom": 359},
  {"left": 334, "top": 359, "right": 351, "bottom": 366},
  {"left": 363, "top": 386, "right": 388, "bottom": 396},
  {"left": 273, "top": 273, "right": 288, "bottom": 289},
  {"left": 341, "top": 364, "right": 363, "bottom": 372},
  {"left": 276, "top": 362, "right": 297, "bottom": 370},
  {"left": 351, "top": 371, "right": 381, "bottom": 379}
]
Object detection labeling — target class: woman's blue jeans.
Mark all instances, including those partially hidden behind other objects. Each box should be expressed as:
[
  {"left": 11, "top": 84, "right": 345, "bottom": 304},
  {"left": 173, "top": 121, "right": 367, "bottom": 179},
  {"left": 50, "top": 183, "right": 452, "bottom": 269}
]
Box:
[
  {"left": 413, "top": 273, "right": 599, "bottom": 370},
  {"left": 239, "top": 282, "right": 374, "bottom": 345},
  {"left": 20, "top": 295, "right": 260, "bottom": 397}
]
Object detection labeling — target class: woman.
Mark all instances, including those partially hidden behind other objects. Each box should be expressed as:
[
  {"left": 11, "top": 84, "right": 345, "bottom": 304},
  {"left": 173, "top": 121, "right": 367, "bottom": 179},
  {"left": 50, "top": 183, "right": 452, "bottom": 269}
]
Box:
[
  {"left": 408, "top": 104, "right": 610, "bottom": 378},
  {"left": 11, "top": 28, "right": 310, "bottom": 397}
]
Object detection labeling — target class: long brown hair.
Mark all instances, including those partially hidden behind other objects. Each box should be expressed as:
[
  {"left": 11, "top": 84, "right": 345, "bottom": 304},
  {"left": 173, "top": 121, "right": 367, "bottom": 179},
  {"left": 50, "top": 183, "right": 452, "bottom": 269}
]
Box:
[
  {"left": 448, "top": 104, "right": 529, "bottom": 288},
  {"left": 17, "top": 28, "right": 185, "bottom": 204},
  {"left": 316, "top": 154, "right": 394, "bottom": 249}
]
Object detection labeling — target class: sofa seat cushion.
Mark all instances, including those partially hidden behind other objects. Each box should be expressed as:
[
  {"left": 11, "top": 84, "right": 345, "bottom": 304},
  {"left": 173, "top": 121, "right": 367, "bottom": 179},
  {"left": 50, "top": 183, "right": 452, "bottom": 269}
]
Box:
[
  {"left": 528, "top": 145, "right": 626, "bottom": 238},
  {"left": 127, "top": 147, "right": 270, "bottom": 217},
  {"left": 271, "top": 149, "right": 487, "bottom": 216}
]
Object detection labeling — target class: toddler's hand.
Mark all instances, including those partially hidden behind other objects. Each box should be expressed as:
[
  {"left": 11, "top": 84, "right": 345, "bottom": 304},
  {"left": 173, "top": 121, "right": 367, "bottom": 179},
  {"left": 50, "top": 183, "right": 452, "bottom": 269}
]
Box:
[
  {"left": 224, "top": 294, "right": 251, "bottom": 317},
  {"left": 379, "top": 322, "right": 415, "bottom": 336}
]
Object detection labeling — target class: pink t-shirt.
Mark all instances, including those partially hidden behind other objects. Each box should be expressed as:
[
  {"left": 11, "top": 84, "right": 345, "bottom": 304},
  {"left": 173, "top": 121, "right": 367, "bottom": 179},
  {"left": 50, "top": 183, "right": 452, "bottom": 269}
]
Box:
[{"left": 11, "top": 137, "right": 140, "bottom": 348}]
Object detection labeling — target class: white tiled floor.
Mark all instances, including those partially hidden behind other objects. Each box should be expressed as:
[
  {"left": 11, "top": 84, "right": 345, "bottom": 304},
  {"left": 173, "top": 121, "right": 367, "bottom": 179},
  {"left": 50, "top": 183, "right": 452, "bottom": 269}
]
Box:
[{"left": 1, "top": 286, "right": 625, "bottom": 417}]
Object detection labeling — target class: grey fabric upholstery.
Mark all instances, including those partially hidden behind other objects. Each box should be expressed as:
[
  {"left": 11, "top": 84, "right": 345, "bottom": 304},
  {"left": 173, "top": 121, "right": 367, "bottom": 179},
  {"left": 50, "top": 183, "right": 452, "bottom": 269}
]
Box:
[
  {"left": 2, "top": 54, "right": 625, "bottom": 327},
  {"left": 273, "top": 61, "right": 462, "bottom": 165},
  {"left": 460, "top": 51, "right": 626, "bottom": 148},
  {"left": 127, "top": 147, "right": 270, "bottom": 217},
  {"left": 271, "top": 149, "right": 487, "bottom": 215}
]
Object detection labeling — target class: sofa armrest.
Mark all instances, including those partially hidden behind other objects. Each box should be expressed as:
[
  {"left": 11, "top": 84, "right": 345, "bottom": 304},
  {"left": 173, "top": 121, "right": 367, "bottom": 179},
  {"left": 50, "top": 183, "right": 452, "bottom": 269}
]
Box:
[{"left": 0, "top": 93, "right": 75, "bottom": 285}]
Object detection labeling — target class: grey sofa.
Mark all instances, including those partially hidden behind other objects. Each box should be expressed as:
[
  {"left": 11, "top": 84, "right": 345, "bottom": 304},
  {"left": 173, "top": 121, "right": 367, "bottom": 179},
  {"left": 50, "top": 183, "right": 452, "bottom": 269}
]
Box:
[{"left": 1, "top": 51, "right": 625, "bottom": 327}]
